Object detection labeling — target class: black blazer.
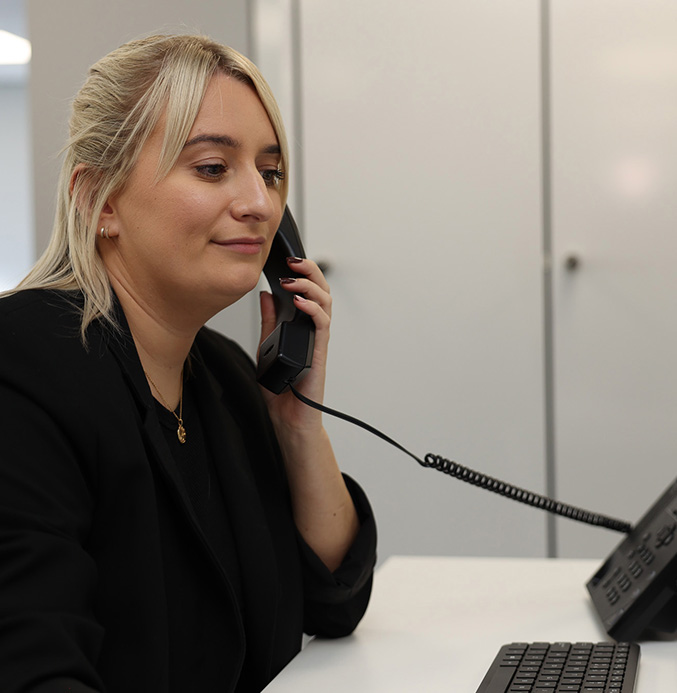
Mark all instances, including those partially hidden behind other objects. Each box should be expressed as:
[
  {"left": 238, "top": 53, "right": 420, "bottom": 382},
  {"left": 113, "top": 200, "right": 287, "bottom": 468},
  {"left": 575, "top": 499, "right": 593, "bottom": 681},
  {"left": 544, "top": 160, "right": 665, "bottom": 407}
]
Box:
[{"left": 0, "top": 290, "right": 376, "bottom": 693}]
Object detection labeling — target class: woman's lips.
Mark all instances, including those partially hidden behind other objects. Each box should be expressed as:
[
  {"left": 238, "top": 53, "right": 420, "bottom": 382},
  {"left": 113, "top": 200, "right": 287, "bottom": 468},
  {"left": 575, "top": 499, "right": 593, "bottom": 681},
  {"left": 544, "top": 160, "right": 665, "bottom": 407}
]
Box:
[{"left": 212, "top": 236, "right": 266, "bottom": 254}]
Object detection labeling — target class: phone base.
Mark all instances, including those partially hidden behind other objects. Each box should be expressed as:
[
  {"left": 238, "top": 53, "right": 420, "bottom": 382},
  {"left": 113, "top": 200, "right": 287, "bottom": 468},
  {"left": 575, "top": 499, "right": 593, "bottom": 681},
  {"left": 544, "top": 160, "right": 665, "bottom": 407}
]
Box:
[{"left": 587, "top": 477, "right": 677, "bottom": 641}]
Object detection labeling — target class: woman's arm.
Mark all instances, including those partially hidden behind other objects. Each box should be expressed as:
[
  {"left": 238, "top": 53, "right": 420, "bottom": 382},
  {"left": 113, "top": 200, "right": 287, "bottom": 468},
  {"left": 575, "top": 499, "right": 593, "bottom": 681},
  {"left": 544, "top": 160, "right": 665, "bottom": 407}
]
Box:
[
  {"left": 0, "top": 385, "right": 104, "bottom": 692},
  {"left": 259, "top": 257, "right": 360, "bottom": 573}
]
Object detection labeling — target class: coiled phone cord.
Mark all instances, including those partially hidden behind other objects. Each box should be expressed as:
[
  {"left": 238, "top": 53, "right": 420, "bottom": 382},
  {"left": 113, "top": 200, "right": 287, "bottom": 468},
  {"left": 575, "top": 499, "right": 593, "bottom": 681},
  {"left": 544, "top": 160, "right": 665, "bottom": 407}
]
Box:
[{"left": 289, "top": 384, "right": 633, "bottom": 535}]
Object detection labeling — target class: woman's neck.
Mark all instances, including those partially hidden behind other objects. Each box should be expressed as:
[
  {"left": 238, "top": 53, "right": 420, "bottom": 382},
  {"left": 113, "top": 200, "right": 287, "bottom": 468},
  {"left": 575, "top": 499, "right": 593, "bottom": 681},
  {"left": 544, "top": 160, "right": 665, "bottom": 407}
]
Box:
[{"left": 112, "top": 281, "right": 198, "bottom": 409}]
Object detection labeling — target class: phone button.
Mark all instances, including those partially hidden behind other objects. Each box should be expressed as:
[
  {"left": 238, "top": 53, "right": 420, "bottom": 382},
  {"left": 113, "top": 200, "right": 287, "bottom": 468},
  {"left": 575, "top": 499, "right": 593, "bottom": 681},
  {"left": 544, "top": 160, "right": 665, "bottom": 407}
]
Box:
[{"left": 655, "top": 523, "right": 676, "bottom": 548}]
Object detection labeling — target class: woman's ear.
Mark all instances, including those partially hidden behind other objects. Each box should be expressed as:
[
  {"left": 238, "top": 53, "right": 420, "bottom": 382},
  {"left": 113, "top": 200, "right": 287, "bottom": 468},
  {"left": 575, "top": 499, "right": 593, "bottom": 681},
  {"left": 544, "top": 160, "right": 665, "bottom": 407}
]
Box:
[
  {"left": 96, "top": 201, "right": 119, "bottom": 239},
  {"left": 69, "top": 163, "right": 101, "bottom": 219},
  {"left": 69, "top": 163, "right": 90, "bottom": 208},
  {"left": 70, "top": 164, "right": 119, "bottom": 238},
  {"left": 69, "top": 163, "right": 84, "bottom": 194}
]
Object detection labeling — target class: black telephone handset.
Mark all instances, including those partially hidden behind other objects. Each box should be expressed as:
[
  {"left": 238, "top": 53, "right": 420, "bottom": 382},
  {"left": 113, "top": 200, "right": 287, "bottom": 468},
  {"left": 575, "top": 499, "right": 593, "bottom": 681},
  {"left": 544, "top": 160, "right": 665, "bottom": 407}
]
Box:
[
  {"left": 587, "top": 478, "right": 677, "bottom": 641},
  {"left": 256, "top": 207, "right": 315, "bottom": 394}
]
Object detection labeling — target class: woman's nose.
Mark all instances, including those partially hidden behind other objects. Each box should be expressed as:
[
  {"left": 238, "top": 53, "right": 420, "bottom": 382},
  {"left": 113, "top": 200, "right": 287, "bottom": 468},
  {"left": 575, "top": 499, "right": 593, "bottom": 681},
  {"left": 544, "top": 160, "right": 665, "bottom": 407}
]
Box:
[{"left": 229, "top": 167, "right": 276, "bottom": 222}]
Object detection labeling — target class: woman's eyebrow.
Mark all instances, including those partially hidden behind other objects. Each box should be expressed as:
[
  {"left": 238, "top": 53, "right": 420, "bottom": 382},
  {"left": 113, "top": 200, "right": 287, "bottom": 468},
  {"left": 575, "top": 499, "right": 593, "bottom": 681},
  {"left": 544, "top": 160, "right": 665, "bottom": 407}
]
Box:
[
  {"left": 184, "top": 133, "right": 241, "bottom": 149},
  {"left": 183, "top": 134, "right": 281, "bottom": 156}
]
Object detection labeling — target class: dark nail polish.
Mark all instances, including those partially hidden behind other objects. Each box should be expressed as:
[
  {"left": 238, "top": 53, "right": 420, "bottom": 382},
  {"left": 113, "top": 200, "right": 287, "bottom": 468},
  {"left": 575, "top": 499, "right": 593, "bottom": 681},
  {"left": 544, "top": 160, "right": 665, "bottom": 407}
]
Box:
[
  {"left": 287, "top": 256, "right": 303, "bottom": 264},
  {"left": 279, "top": 277, "right": 297, "bottom": 285}
]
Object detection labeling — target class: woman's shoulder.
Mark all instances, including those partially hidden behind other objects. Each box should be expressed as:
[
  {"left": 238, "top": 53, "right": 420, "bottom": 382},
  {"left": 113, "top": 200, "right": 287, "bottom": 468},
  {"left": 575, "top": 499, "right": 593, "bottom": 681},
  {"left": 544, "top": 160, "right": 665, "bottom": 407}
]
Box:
[
  {"left": 0, "top": 289, "right": 122, "bottom": 425},
  {"left": 0, "top": 289, "right": 91, "bottom": 367},
  {"left": 194, "top": 326, "right": 268, "bottom": 406},
  {"left": 0, "top": 288, "right": 83, "bottom": 332},
  {"left": 196, "top": 324, "right": 256, "bottom": 372}
]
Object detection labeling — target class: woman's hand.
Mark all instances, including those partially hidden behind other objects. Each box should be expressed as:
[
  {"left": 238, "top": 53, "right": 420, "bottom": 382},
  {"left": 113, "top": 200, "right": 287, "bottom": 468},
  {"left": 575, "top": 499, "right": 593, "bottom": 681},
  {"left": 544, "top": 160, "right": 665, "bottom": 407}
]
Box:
[
  {"left": 258, "top": 257, "right": 358, "bottom": 572},
  {"left": 258, "top": 256, "right": 332, "bottom": 434}
]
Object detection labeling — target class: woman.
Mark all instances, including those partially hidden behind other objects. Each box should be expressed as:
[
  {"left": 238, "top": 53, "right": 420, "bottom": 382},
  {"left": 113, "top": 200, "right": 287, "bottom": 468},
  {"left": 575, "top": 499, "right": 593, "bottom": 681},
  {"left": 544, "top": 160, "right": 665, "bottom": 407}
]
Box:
[{"left": 0, "top": 34, "right": 376, "bottom": 693}]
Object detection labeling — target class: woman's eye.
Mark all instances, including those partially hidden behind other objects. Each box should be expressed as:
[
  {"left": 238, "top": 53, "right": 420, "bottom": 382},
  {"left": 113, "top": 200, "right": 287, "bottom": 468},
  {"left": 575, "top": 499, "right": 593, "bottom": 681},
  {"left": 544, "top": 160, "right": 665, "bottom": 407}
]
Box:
[
  {"left": 196, "top": 163, "right": 227, "bottom": 180},
  {"left": 260, "top": 169, "right": 285, "bottom": 188}
]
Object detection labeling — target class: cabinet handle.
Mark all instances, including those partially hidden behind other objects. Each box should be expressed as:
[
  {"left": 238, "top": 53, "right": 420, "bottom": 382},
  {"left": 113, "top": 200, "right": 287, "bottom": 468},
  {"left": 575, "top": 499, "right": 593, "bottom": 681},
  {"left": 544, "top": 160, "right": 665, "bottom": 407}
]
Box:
[{"left": 564, "top": 254, "right": 581, "bottom": 272}]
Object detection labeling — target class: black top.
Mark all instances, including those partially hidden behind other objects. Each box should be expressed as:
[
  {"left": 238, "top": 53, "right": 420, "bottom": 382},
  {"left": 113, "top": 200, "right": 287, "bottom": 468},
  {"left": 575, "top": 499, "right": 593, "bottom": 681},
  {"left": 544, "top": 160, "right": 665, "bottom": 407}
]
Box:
[
  {"left": 154, "top": 375, "right": 249, "bottom": 689},
  {"left": 154, "top": 378, "right": 244, "bottom": 606}
]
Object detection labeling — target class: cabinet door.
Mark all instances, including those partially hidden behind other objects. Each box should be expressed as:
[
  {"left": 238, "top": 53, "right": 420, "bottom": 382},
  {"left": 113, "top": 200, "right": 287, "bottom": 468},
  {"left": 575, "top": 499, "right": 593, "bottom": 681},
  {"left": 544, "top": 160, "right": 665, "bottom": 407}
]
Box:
[
  {"left": 294, "top": 0, "right": 547, "bottom": 559},
  {"left": 551, "top": 0, "right": 677, "bottom": 558}
]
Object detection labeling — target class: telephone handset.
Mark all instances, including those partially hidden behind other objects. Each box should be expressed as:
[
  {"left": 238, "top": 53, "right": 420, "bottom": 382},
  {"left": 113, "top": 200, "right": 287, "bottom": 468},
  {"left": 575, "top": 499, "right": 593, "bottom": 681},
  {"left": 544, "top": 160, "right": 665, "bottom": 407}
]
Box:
[
  {"left": 586, "top": 478, "right": 677, "bottom": 642},
  {"left": 256, "top": 206, "right": 315, "bottom": 394}
]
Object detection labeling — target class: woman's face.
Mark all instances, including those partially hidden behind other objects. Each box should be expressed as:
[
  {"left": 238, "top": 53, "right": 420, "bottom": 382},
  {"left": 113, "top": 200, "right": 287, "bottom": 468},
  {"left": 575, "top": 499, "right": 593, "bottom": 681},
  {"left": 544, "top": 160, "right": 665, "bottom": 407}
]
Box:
[{"left": 101, "top": 72, "right": 284, "bottom": 323}]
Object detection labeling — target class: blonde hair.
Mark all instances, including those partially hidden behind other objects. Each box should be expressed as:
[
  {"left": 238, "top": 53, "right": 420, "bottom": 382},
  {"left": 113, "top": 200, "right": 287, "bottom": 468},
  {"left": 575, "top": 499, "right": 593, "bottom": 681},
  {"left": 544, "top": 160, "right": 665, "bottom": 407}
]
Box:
[{"left": 14, "top": 34, "right": 289, "bottom": 338}]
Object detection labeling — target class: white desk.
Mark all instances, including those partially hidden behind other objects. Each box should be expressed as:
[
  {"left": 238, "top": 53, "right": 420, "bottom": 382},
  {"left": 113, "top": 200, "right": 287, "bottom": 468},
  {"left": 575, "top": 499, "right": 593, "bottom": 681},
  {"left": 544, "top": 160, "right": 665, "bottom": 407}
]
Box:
[{"left": 264, "top": 556, "right": 677, "bottom": 691}]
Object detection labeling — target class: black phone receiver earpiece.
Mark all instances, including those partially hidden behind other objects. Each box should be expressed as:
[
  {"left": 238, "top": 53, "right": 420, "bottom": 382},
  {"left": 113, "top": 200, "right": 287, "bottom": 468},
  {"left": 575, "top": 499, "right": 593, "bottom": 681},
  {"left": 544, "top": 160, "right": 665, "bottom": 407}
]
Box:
[{"left": 256, "top": 206, "right": 315, "bottom": 394}]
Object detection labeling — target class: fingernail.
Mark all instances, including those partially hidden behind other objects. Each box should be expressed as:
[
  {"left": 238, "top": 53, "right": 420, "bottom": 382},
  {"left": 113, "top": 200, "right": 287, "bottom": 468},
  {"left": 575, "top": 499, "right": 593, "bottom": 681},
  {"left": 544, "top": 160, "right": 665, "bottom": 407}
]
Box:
[
  {"left": 287, "top": 256, "right": 303, "bottom": 264},
  {"left": 279, "top": 277, "right": 297, "bottom": 285},
  {"left": 294, "top": 294, "right": 307, "bottom": 302}
]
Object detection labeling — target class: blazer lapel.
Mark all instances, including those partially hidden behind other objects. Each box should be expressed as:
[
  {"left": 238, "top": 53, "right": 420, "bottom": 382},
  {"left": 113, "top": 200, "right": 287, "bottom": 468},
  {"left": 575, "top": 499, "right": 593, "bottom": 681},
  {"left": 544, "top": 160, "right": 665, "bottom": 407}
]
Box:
[
  {"left": 189, "top": 345, "right": 281, "bottom": 677},
  {"left": 101, "top": 310, "right": 213, "bottom": 552}
]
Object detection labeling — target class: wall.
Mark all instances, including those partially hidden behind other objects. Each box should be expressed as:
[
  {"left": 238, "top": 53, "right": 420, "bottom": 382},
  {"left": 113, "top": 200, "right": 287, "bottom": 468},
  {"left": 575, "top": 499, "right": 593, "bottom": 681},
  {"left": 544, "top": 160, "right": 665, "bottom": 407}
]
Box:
[{"left": 0, "top": 83, "right": 33, "bottom": 290}]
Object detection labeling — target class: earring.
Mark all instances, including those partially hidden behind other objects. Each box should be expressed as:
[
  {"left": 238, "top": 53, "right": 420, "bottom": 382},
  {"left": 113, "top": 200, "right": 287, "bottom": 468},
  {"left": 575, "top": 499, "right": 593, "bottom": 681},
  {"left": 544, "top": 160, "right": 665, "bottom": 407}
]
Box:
[{"left": 100, "top": 227, "right": 110, "bottom": 239}]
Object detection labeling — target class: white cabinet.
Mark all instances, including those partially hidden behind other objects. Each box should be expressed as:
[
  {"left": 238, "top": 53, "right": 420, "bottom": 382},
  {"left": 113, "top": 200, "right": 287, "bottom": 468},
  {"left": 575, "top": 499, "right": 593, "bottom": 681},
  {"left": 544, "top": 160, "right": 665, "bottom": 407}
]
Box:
[
  {"left": 550, "top": 0, "right": 677, "bottom": 558},
  {"left": 257, "top": 0, "right": 549, "bottom": 560}
]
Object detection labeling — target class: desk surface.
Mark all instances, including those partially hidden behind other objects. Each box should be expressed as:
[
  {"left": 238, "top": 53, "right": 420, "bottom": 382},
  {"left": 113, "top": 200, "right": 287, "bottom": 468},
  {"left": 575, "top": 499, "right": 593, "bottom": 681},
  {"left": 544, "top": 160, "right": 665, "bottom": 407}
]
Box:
[{"left": 264, "top": 556, "right": 677, "bottom": 692}]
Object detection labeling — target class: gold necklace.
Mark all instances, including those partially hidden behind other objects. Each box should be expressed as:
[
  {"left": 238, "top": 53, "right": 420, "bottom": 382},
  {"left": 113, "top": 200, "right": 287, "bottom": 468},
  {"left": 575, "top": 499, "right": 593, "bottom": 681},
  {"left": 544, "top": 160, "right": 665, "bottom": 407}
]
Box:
[{"left": 145, "top": 369, "right": 186, "bottom": 444}]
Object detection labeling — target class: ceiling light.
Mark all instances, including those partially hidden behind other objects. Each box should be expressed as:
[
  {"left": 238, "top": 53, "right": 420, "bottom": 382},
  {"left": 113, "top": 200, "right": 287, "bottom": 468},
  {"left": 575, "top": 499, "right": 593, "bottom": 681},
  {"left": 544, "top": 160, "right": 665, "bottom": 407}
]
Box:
[{"left": 0, "top": 30, "right": 31, "bottom": 66}]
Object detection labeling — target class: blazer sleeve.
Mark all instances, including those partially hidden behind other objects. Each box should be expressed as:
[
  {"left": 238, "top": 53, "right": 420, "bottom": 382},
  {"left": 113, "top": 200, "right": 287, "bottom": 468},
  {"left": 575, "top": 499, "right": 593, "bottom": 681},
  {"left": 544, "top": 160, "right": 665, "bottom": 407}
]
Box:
[
  {"left": 0, "top": 329, "right": 105, "bottom": 690},
  {"left": 195, "top": 325, "right": 378, "bottom": 639},
  {"left": 296, "top": 474, "right": 377, "bottom": 638}
]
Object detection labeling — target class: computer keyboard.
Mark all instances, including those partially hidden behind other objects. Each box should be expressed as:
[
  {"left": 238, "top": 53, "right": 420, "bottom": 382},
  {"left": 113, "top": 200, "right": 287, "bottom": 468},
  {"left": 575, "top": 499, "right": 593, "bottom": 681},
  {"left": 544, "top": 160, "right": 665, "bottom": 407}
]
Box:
[{"left": 475, "top": 641, "right": 640, "bottom": 692}]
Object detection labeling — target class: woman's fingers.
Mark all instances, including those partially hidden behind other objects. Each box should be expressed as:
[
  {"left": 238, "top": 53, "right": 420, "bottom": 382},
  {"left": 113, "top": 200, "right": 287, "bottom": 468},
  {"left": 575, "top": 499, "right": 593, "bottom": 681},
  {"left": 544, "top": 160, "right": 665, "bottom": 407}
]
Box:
[{"left": 279, "top": 257, "right": 332, "bottom": 321}]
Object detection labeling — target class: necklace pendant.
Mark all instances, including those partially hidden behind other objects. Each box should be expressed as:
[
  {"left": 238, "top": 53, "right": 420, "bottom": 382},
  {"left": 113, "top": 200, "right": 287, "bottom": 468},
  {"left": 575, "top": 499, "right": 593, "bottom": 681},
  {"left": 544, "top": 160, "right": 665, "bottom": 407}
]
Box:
[{"left": 177, "top": 420, "right": 187, "bottom": 444}]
